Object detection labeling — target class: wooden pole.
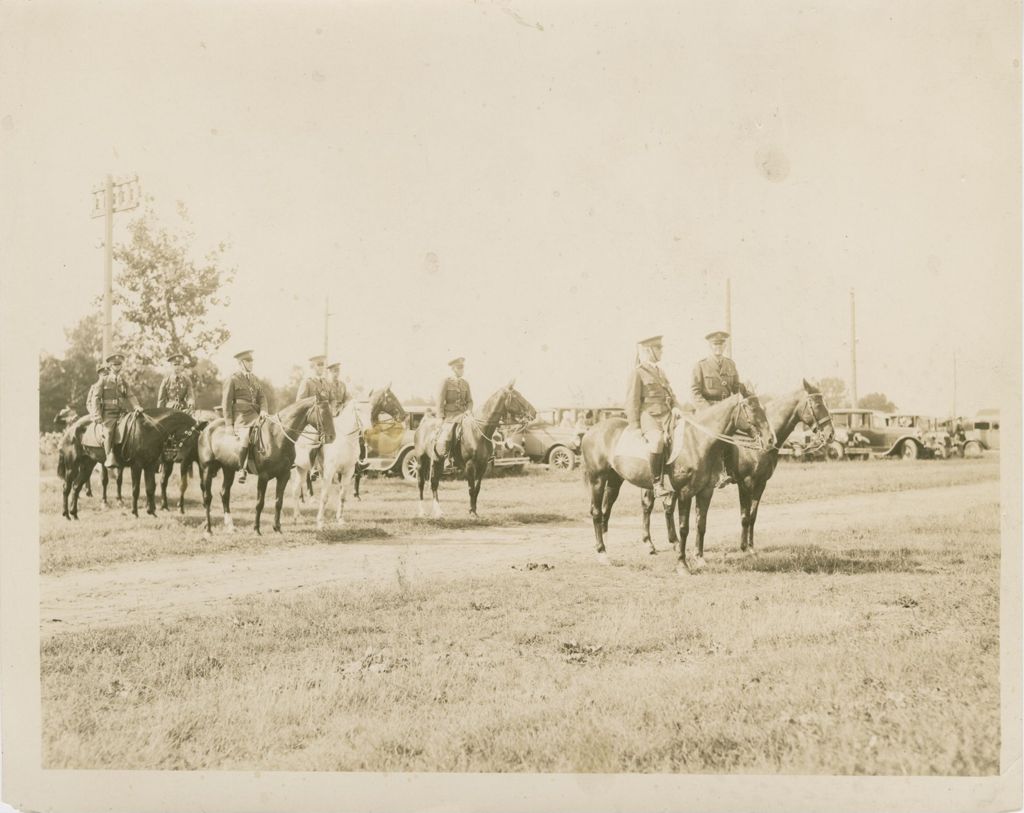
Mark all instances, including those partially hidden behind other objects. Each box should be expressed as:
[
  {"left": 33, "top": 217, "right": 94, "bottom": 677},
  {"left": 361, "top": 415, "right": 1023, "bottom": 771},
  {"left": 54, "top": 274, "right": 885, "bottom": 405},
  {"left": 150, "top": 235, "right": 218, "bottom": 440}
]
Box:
[
  {"left": 952, "top": 351, "right": 957, "bottom": 418},
  {"left": 725, "top": 278, "right": 733, "bottom": 358},
  {"left": 849, "top": 288, "right": 858, "bottom": 407},
  {"left": 103, "top": 174, "right": 113, "bottom": 358},
  {"left": 323, "top": 295, "right": 330, "bottom": 358}
]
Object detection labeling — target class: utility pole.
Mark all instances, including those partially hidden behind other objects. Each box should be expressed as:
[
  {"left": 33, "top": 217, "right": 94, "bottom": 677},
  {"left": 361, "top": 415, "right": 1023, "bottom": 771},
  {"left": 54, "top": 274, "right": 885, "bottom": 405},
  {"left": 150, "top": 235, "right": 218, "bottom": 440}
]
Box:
[
  {"left": 849, "top": 288, "right": 858, "bottom": 407},
  {"left": 323, "top": 296, "right": 331, "bottom": 358},
  {"left": 724, "top": 277, "right": 733, "bottom": 358},
  {"left": 91, "top": 175, "right": 141, "bottom": 358}
]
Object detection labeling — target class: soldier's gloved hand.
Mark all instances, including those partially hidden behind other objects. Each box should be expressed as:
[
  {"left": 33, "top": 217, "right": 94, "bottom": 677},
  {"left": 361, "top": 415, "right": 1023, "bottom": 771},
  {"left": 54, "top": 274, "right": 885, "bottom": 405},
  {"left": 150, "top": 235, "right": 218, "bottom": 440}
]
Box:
[
  {"left": 133, "top": 407, "right": 143, "bottom": 414},
  {"left": 260, "top": 410, "right": 269, "bottom": 418}
]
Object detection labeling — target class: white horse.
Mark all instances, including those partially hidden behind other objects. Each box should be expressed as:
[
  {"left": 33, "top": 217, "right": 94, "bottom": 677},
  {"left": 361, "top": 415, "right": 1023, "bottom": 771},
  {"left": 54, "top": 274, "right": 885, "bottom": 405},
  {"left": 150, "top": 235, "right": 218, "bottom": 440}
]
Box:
[{"left": 291, "top": 400, "right": 362, "bottom": 528}]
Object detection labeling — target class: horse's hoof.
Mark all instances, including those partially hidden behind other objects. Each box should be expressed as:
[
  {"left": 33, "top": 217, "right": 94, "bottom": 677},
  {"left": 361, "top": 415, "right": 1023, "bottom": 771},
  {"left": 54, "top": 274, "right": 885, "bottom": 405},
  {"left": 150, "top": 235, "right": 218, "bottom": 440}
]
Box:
[
  {"left": 694, "top": 556, "right": 706, "bottom": 571},
  {"left": 273, "top": 527, "right": 282, "bottom": 534},
  {"left": 204, "top": 529, "right": 212, "bottom": 538},
  {"left": 596, "top": 552, "right": 610, "bottom": 566},
  {"left": 648, "top": 548, "right": 658, "bottom": 555},
  {"left": 147, "top": 510, "right": 157, "bottom": 518},
  {"left": 254, "top": 527, "right": 262, "bottom": 536},
  {"left": 676, "top": 564, "right": 690, "bottom": 576}
]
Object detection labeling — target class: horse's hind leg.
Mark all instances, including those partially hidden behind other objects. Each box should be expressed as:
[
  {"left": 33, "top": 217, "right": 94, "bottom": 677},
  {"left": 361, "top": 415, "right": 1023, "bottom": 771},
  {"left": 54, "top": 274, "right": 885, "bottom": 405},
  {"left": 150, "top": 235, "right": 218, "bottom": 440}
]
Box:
[
  {"left": 221, "top": 469, "right": 237, "bottom": 532},
  {"left": 430, "top": 459, "right": 444, "bottom": 519},
  {"left": 129, "top": 465, "right": 142, "bottom": 517},
  {"left": 144, "top": 465, "right": 158, "bottom": 517},
  {"left": 272, "top": 475, "right": 288, "bottom": 533},
  {"left": 693, "top": 487, "right": 714, "bottom": 569},
  {"left": 738, "top": 485, "right": 752, "bottom": 552},
  {"left": 587, "top": 470, "right": 609, "bottom": 560},
  {"left": 416, "top": 454, "right": 430, "bottom": 518},
  {"left": 116, "top": 467, "right": 125, "bottom": 506},
  {"left": 466, "top": 461, "right": 479, "bottom": 517},
  {"left": 747, "top": 481, "right": 767, "bottom": 554},
  {"left": 201, "top": 463, "right": 217, "bottom": 536},
  {"left": 178, "top": 461, "right": 189, "bottom": 514},
  {"left": 101, "top": 465, "right": 109, "bottom": 507},
  {"left": 676, "top": 496, "right": 693, "bottom": 574},
  {"left": 159, "top": 461, "right": 172, "bottom": 511},
  {"left": 640, "top": 488, "right": 658, "bottom": 555}
]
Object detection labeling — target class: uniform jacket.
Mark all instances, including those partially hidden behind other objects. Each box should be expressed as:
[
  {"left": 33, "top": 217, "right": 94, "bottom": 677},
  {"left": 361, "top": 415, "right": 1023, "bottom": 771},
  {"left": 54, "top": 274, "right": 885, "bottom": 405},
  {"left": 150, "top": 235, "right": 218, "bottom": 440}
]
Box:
[
  {"left": 223, "top": 370, "right": 268, "bottom": 425},
  {"left": 296, "top": 375, "right": 331, "bottom": 404},
  {"left": 157, "top": 373, "right": 195, "bottom": 410},
  {"left": 87, "top": 381, "right": 102, "bottom": 420},
  {"left": 436, "top": 376, "right": 473, "bottom": 419},
  {"left": 95, "top": 373, "right": 140, "bottom": 422},
  {"left": 691, "top": 355, "right": 739, "bottom": 406},
  {"left": 327, "top": 379, "right": 349, "bottom": 411},
  {"left": 625, "top": 363, "right": 677, "bottom": 428}
]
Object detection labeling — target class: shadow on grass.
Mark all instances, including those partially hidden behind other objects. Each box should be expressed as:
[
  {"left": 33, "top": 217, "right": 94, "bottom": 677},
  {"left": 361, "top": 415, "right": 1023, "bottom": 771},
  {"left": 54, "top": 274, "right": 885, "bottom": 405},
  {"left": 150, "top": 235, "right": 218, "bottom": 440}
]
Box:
[
  {"left": 314, "top": 527, "right": 392, "bottom": 544},
  {"left": 734, "top": 545, "right": 925, "bottom": 574}
]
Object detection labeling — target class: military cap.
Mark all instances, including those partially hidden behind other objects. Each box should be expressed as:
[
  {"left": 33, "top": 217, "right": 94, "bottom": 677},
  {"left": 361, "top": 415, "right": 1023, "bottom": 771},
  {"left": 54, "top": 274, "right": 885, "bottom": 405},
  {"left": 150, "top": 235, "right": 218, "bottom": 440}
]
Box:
[
  {"left": 168, "top": 352, "right": 187, "bottom": 364},
  {"left": 105, "top": 352, "right": 126, "bottom": 364},
  {"left": 95, "top": 361, "right": 108, "bottom": 373},
  {"left": 705, "top": 330, "right": 730, "bottom": 342},
  {"left": 637, "top": 335, "right": 663, "bottom": 347},
  {"left": 234, "top": 349, "right": 254, "bottom": 361},
  {"left": 448, "top": 357, "right": 466, "bottom": 367},
  {"left": 327, "top": 361, "right": 341, "bottom": 371},
  {"left": 309, "top": 354, "right": 327, "bottom": 365}
]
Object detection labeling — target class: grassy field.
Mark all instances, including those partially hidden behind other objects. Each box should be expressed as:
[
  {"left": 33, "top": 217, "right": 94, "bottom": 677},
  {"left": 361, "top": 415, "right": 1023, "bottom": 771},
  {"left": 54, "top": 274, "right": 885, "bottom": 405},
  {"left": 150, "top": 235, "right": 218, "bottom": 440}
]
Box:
[
  {"left": 39, "top": 456, "right": 999, "bottom": 574},
  {"left": 40, "top": 457, "right": 1001, "bottom": 774}
]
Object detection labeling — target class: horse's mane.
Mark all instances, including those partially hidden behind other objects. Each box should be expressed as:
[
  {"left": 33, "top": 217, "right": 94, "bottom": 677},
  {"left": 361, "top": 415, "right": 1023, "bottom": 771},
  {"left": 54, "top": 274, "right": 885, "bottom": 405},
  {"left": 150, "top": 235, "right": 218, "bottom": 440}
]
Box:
[{"left": 277, "top": 396, "right": 319, "bottom": 422}]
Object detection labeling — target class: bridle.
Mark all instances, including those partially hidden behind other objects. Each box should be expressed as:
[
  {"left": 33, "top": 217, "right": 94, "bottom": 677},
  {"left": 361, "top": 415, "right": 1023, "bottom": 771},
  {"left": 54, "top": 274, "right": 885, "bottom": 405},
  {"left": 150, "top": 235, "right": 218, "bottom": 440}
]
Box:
[
  {"left": 267, "top": 399, "right": 334, "bottom": 445},
  {"left": 678, "top": 395, "right": 771, "bottom": 451},
  {"left": 468, "top": 390, "right": 535, "bottom": 445},
  {"left": 798, "top": 392, "right": 833, "bottom": 453}
]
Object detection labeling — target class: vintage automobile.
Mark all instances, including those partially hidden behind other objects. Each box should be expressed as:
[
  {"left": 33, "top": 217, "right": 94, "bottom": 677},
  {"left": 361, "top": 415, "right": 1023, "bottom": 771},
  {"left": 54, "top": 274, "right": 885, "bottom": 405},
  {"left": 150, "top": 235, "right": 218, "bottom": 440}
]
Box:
[
  {"left": 779, "top": 423, "right": 828, "bottom": 460},
  {"left": 959, "top": 409, "right": 1000, "bottom": 457},
  {"left": 359, "top": 403, "right": 530, "bottom": 482},
  {"left": 886, "top": 414, "right": 952, "bottom": 458},
  {"left": 825, "top": 408, "right": 931, "bottom": 460},
  {"left": 515, "top": 406, "right": 629, "bottom": 470}
]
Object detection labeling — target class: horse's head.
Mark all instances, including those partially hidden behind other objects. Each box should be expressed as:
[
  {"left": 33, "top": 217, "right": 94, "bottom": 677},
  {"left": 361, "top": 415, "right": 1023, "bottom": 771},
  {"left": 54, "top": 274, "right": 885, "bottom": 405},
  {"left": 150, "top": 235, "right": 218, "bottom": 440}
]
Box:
[
  {"left": 799, "top": 378, "right": 834, "bottom": 444},
  {"left": 502, "top": 379, "right": 537, "bottom": 427},
  {"left": 369, "top": 382, "right": 407, "bottom": 425},
  {"left": 735, "top": 383, "right": 775, "bottom": 451},
  {"left": 312, "top": 394, "right": 336, "bottom": 444}
]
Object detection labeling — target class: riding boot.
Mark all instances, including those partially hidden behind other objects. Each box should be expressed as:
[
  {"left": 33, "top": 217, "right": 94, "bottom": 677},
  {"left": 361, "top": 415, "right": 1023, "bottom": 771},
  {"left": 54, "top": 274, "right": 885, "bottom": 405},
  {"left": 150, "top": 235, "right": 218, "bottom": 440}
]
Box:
[
  {"left": 103, "top": 427, "right": 117, "bottom": 469},
  {"left": 237, "top": 440, "right": 249, "bottom": 483},
  {"left": 716, "top": 467, "right": 735, "bottom": 489}
]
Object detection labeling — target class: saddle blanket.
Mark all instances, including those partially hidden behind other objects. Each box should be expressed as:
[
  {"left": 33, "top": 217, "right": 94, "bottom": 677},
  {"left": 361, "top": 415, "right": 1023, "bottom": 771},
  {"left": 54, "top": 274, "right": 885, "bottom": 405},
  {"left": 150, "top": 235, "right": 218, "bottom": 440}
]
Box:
[{"left": 75, "top": 420, "right": 105, "bottom": 450}]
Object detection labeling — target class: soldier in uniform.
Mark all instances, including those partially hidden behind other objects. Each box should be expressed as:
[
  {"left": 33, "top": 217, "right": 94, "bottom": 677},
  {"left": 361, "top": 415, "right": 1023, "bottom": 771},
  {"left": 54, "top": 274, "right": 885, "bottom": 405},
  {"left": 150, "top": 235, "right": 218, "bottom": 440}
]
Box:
[
  {"left": 222, "top": 349, "right": 269, "bottom": 484},
  {"left": 691, "top": 330, "right": 740, "bottom": 408},
  {"left": 296, "top": 355, "right": 332, "bottom": 407},
  {"left": 86, "top": 362, "right": 107, "bottom": 423},
  {"left": 92, "top": 353, "right": 142, "bottom": 468},
  {"left": 326, "top": 361, "right": 350, "bottom": 415},
  {"left": 157, "top": 352, "right": 196, "bottom": 412},
  {"left": 434, "top": 357, "right": 473, "bottom": 460},
  {"left": 691, "top": 330, "right": 742, "bottom": 487},
  {"left": 625, "top": 335, "right": 678, "bottom": 500}
]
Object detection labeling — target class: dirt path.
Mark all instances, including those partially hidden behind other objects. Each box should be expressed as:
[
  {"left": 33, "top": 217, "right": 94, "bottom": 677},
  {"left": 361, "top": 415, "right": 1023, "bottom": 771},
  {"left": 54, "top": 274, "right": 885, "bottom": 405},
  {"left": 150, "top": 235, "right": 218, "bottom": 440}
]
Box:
[{"left": 41, "top": 480, "right": 998, "bottom": 637}]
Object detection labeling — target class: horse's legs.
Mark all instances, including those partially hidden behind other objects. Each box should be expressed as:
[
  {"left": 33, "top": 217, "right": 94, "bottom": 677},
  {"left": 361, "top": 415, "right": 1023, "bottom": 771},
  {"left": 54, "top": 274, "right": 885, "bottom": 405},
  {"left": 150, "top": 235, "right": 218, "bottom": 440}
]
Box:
[
  {"left": 116, "top": 466, "right": 125, "bottom": 505},
  {"left": 272, "top": 475, "right": 288, "bottom": 533},
  {"left": 430, "top": 458, "right": 444, "bottom": 519},
  {"left": 254, "top": 475, "right": 269, "bottom": 535},
  {"left": 178, "top": 460, "right": 190, "bottom": 514},
  {"left": 70, "top": 464, "right": 91, "bottom": 519},
  {"left": 602, "top": 474, "right": 622, "bottom": 534},
  {"left": 693, "top": 487, "right": 714, "bottom": 568},
  {"left": 587, "top": 470, "right": 609, "bottom": 558},
  {"left": 144, "top": 464, "right": 158, "bottom": 516},
  {"left": 353, "top": 470, "right": 361, "bottom": 500},
  {"left": 291, "top": 468, "right": 304, "bottom": 521},
  {"left": 747, "top": 481, "right": 767, "bottom": 553},
  {"left": 315, "top": 464, "right": 332, "bottom": 529},
  {"left": 466, "top": 461, "right": 479, "bottom": 517},
  {"left": 676, "top": 495, "right": 693, "bottom": 573},
  {"left": 416, "top": 454, "right": 430, "bottom": 518},
  {"left": 101, "top": 465, "right": 109, "bottom": 507},
  {"left": 640, "top": 488, "right": 657, "bottom": 554},
  {"left": 220, "top": 468, "right": 237, "bottom": 532},
  {"left": 738, "top": 484, "right": 752, "bottom": 552},
  {"left": 159, "top": 461, "right": 171, "bottom": 511},
  {"left": 84, "top": 469, "right": 93, "bottom": 498},
  {"left": 201, "top": 463, "right": 217, "bottom": 536},
  {"left": 335, "top": 469, "right": 349, "bottom": 525},
  {"left": 129, "top": 465, "right": 142, "bottom": 517},
  {"left": 62, "top": 466, "right": 73, "bottom": 519}
]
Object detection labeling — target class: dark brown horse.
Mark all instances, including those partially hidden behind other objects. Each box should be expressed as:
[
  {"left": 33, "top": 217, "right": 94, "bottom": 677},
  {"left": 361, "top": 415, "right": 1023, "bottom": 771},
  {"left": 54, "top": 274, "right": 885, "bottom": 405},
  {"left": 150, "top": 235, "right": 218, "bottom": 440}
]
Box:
[
  {"left": 158, "top": 408, "right": 219, "bottom": 513},
  {"left": 582, "top": 389, "right": 773, "bottom": 573},
  {"left": 352, "top": 384, "right": 408, "bottom": 499},
  {"left": 58, "top": 409, "right": 197, "bottom": 519},
  {"left": 198, "top": 396, "right": 334, "bottom": 535},
  {"left": 710, "top": 379, "right": 834, "bottom": 554},
  {"left": 413, "top": 382, "right": 536, "bottom": 518}
]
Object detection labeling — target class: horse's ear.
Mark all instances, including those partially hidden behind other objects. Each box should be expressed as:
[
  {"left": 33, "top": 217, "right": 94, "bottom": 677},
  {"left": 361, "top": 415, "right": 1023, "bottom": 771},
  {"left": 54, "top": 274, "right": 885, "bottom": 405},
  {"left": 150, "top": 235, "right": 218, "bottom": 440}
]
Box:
[
  {"left": 802, "top": 378, "right": 812, "bottom": 391},
  {"left": 386, "top": 380, "right": 392, "bottom": 391},
  {"left": 507, "top": 377, "right": 516, "bottom": 390}
]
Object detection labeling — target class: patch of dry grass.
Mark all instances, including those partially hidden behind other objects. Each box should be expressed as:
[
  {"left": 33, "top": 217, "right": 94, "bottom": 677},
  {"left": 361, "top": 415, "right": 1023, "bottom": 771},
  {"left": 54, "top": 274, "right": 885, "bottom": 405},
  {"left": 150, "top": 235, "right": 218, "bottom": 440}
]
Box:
[{"left": 41, "top": 500, "right": 1000, "bottom": 774}]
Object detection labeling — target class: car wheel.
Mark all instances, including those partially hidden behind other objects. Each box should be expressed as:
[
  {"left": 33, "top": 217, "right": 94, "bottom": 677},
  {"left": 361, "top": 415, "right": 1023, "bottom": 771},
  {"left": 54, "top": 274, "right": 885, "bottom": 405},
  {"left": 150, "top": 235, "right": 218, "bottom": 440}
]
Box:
[
  {"left": 825, "top": 441, "right": 845, "bottom": 461},
  {"left": 900, "top": 440, "right": 919, "bottom": 460},
  {"left": 399, "top": 449, "right": 419, "bottom": 483},
  {"left": 548, "top": 445, "right": 575, "bottom": 471},
  {"left": 963, "top": 440, "right": 983, "bottom": 459}
]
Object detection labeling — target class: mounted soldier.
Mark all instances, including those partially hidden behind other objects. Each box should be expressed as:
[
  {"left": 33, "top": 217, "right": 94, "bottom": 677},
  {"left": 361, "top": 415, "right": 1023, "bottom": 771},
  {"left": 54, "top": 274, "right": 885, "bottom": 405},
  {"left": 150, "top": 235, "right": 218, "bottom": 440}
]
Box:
[
  {"left": 326, "top": 361, "right": 351, "bottom": 416},
  {"left": 91, "top": 352, "right": 142, "bottom": 468},
  {"left": 692, "top": 329, "right": 742, "bottom": 486},
  {"left": 86, "top": 361, "right": 107, "bottom": 422},
  {"left": 222, "top": 349, "right": 269, "bottom": 484},
  {"left": 434, "top": 357, "right": 473, "bottom": 463},
  {"left": 625, "top": 334, "right": 678, "bottom": 502},
  {"left": 157, "top": 352, "right": 196, "bottom": 412},
  {"left": 296, "top": 355, "right": 333, "bottom": 409}
]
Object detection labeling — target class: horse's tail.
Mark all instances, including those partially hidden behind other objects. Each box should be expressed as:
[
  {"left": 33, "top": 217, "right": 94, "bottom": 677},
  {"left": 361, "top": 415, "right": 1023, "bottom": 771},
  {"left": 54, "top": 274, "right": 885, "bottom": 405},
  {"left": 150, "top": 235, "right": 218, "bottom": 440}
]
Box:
[{"left": 57, "top": 448, "right": 66, "bottom": 479}]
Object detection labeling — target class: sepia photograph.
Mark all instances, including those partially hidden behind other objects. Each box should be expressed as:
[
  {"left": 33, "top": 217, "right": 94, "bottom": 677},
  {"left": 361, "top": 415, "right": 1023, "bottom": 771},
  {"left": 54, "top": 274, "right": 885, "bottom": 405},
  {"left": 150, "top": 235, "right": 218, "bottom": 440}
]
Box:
[{"left": 1, "top": 0, "right": 1021, "bottom": 811}]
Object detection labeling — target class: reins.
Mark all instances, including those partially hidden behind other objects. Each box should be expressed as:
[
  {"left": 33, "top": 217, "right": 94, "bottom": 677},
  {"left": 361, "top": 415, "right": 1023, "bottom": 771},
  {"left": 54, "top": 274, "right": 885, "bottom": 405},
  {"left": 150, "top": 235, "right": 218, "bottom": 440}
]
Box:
[{"left": 677, "top": 397, "right": 767, "bottom": 451}]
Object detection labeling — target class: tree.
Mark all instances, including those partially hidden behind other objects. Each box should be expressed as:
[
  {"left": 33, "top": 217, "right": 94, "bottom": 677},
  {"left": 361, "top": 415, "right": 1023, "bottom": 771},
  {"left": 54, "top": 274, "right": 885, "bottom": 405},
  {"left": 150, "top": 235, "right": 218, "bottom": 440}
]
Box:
[
  {"left": 112, "top": 204, "right": 234, "bottom": 392},
  {"left": 858, "top": 392, "right": 898, "bottom": 413},
  {"left": 38, "top": 311, "right": 120, "bottom": 428},
  {"left": 817, "top": 377, "right": 851, "bottom": 409}
]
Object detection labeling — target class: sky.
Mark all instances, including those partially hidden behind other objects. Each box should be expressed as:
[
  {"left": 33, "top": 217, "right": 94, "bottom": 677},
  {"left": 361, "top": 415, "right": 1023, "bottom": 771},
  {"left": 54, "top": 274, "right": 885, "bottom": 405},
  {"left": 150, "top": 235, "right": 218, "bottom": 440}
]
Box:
[{"left": 2, "top": 0, "right": 1019, "bottom": 416}]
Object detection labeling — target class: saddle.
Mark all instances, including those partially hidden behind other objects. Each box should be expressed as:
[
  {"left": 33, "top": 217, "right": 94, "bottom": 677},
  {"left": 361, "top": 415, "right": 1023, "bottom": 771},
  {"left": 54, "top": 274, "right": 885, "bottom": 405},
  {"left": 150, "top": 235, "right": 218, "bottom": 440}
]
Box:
[{"left": 431, "top": 417, "right": 465, "bottom": 466}]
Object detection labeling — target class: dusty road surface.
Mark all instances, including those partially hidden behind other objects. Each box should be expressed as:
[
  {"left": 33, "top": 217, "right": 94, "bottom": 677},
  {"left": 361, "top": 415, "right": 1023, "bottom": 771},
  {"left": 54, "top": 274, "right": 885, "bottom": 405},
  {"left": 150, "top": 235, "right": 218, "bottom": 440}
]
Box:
[{"left": 41, "top": 479, "right": 998, "bottom": 637}]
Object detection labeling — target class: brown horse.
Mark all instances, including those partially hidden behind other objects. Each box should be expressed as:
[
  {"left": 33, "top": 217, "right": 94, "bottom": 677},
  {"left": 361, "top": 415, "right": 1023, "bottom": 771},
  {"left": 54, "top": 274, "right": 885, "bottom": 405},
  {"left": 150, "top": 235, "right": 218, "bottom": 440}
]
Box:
[
  {"left": 413, "top": 381, "right": 536, "bottom": 518},
  {"left": 582, "top": 389, "right": 773, "bottom": 573},
  {"left": 348, "top": 385, "right": 408, "bottom": 501},
  {"left": 710, "top": 379, "right": 834, "bottom": 554},
  {"left": 158, "top": 408, "right": 219, "bottom": 513},
  {"left": 58, "top": 409, "right": 197, "bottom": 519},
  {"left": 198, "top": 396, "right": 334, "bottom": 535}
]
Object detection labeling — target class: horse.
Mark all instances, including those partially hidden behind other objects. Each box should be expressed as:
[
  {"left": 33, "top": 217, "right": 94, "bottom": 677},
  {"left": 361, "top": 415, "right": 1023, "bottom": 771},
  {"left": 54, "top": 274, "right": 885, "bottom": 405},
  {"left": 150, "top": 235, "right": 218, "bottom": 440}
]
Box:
[
  {"left": 58, "top": 408, "right": 198, "bottom": 520},
  {"left": 413, "top": 381, "right": 536, "bottom": 518},
  {"left": 198, "top": 396, "right": 335, "bottom": 536},
  {"left": 291, "top": 385, "right": 406, "bottom": 527},
  {"left": 352, "top": 386, "right": 408, "bottom": 500},
  {"left": 710, "top": 379, "right": 834, "bottom": 555},
  {"left": 158, "top": 409, "right": 218, "bottom": 514},
  {"left": 581, "top": 388, "right": 773, "bottom": 573}
]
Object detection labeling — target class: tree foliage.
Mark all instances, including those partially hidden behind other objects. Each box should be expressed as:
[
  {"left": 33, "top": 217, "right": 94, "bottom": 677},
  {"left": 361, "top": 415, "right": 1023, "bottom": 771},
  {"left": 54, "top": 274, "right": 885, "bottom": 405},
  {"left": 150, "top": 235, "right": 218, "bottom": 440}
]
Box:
[
  {"left": 817, "top": 377, "right": 851, "bottom": 409},
  {"left": 112, "top": 204, "right": 234, "bottom": 390},
  {"left": 858, "top": 392, "right": 898, "bottom": 413}
]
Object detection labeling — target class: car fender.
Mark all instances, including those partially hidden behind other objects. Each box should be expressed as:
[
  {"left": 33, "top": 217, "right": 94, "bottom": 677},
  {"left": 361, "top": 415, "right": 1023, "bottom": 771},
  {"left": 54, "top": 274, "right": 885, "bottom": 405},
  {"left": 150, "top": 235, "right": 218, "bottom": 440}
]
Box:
[{"left": 883, "top": 435, "right": 920, "bottom": 456}]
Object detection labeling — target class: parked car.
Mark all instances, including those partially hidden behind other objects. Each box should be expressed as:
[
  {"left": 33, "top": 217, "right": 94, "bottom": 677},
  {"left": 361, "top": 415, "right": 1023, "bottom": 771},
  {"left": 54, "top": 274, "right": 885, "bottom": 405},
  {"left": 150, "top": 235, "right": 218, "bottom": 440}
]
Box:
[
  {"left": 886, "top": 414, "right": 951, "bottom": 459},
  {"left": 826, "top": 408, "right": 930, "bottom": 460},
  {"left": 516, "top": 408, "right": 584, "bottom": 470},
  {"left": 960, "top": 409, "right": 1000, "bottom": 457},
  {"left": 360, "top": 403, "right": 530, "bottom": 482},
  {"left": 779, "top": 423, "right": 828, "bottom": 460}
]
